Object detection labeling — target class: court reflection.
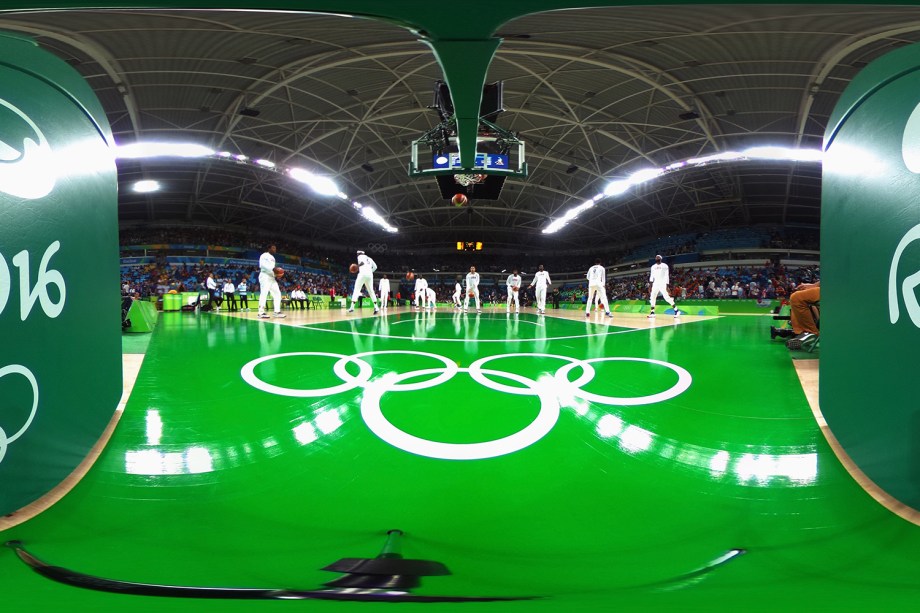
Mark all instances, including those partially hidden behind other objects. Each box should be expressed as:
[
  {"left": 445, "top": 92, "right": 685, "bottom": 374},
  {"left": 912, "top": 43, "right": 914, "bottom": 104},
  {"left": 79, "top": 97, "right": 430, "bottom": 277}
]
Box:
[
  {"left": 648, "top": 321, "right": 676, "bottom": 362},
  {"left": 560, "top": 399, "right": 819, "bottom": 487},
  {"left": 124, "top": 401, "right": 352, "bottom": 477}
]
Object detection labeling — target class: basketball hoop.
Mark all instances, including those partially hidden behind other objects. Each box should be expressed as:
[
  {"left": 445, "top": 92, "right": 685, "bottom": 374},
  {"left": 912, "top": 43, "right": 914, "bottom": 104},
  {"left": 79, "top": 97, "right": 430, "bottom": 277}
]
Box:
[{"left": 454, "top": 173, "right": 487, "bottom": 186}]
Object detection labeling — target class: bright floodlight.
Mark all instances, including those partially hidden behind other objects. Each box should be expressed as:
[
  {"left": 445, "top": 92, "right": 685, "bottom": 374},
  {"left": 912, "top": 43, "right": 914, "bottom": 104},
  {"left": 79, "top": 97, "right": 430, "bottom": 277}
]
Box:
[
  {"left": 288, "top": 167, "right": 340, "bottom": 196},
  {"left": 255, "top": 159, "right": 276, "bottom": 168},
  {"left": 116, "top": 142, "right": 214, "bottom": 159},
  {"left": 133, "top": 180, "right": 160, "bottom": 193},
  {"left": 545, "top": 144, "right": 824, "bottom": 235},
  {"left": 360, "top": 205, "right": 398, "bottom": 233},
  {"left": 604, "top": 179, "right": 631, "bottom": 197},
  {"left": 687, "top": 151, "right": 745, "bottom": 165},
  {"left": 743, "top": 146, "right": 822, "bottom": 162},
  {"left": 629, "top": 168, "right": 663, "bottom": 184}
]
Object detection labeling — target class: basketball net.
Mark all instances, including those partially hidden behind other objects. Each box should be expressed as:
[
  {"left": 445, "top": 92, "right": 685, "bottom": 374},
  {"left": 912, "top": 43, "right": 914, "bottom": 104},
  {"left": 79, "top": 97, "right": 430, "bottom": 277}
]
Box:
[{"left": 454, "top": 173, "right": 486, "bottom": 187}]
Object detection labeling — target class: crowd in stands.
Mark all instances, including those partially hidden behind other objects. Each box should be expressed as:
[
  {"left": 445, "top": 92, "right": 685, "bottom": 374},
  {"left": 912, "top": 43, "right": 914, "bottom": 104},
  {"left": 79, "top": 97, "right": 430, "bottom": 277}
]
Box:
[
  {"left": 596, "top": 262, "right": 818, "bottom": 304},
  {"left": 120, "top": 225, "right": 819, "bottom": 306},
  {"left": 120, "top": 226, "right": 348, "bottom": 270},
  {"left": 121, "top": 260, "right": 351, "bottom": 303}
]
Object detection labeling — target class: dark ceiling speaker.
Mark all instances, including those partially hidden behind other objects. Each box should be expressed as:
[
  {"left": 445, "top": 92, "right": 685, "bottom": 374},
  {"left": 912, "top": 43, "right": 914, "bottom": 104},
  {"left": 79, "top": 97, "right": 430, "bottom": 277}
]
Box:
[
  {"left": 361, "top": 163, "right": 375, "bottom": 172},
  {"left": 566, "top": 165, "right": 579, "bottom": 174},
  {"left": 678, "top": 110, "right": 700, "bottom": 120},
  {"left": 239, "top": 107, "right": 260, "bottom": 117}
]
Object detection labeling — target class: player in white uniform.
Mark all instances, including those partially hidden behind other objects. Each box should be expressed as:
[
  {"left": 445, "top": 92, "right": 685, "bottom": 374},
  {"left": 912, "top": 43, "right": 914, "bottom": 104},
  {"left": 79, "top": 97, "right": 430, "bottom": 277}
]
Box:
[
  {"left": 425, "top": 286, "right": 437, "bottom": 310},
  {"left": 378, "top": 274, "right": 390, "bottom": 311},
  {"left": 585, "top": 259, "right": 612, "bottom": 317},
  {"left": 648, "top": 254, "right": 679, "bottom": 317},
  {"left": 258, "top": 244, "right": 284, "bottom": 319},
  {"left": 464, "top": 266, "right": 481, "bottom": 313},
  {"left": 414, "top": 274, "right": 428, "bottom": 310},
  {"left": 452, "top": 277, "right": 462, "bottom": 309},
  {"left": 348, "top": 250, "right": 379, "bottom": 314},
  {"left": 529, "top": 264, "right": 552, "bottom": 314},
  {"left": 506, "top": 269, "right": 522, "bottom": 313}
]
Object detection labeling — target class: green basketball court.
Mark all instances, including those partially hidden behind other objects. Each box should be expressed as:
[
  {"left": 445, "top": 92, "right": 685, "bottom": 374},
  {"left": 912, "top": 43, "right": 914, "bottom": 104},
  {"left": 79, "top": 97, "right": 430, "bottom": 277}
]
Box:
[{"left": 2, "top": 309, "right": 918, "bottom": 610}]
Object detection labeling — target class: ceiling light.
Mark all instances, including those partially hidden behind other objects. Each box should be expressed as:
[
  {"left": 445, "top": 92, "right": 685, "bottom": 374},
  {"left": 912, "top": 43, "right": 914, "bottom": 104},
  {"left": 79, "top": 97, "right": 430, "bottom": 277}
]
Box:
[
  {"left": 744, "top": 146, "right": 823, "bottom": 162},
  {"left": 288, "top": 168, "right": 340, "bottom": 196},
  {"left": 628, "top": 168, "right": 663, "bottom": 184},
  {"left": 115, "top": 142, "right": 214, "bottom": 159},
  {"left": 544, "top": 145, "right": 822, "bottom": 236},
  {"left": 604, "top": 180, "right": 631, "bottom": 196},
  {"left": 133, "top": 180, "right": 160, "bottom": 193}
]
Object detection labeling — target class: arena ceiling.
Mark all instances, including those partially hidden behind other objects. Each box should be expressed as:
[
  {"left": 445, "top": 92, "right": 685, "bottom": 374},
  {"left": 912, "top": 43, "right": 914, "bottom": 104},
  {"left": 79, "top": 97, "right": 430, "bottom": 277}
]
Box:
[{"left": 2, "top": 4, "right": 920, "bottom": 251}]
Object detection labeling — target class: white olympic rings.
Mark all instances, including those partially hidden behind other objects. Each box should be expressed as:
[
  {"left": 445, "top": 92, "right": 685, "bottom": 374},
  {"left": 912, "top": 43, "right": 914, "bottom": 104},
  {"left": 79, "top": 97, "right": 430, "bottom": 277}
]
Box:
[
  {"left": 361, "top": 367, "right": 559, "bottom": 460},
  {"left": 555, "top": 357, "right": 692, "bottom": 406},
  {"left": 0, "top": 364, "right": 40, "bottom": 465},
  {"left": 240, "top": 350, "right": 692, "bottom": 460}
]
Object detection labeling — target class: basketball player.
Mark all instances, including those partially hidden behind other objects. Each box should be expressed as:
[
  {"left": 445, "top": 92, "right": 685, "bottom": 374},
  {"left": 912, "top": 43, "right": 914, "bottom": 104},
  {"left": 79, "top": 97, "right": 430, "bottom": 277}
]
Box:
[
  {"left": 464, "top": 265, "right": 481, "bottom": 313},
  {"left": 586, "top": 259, "right": 612, "bottom": 317},
  {"left": 506, "top": 268, "right": 522, "bottom": 313},
  {"left": 258, "top": 244, "right": 284, "bottom": 319},
  {"left": 648, "top": 254, "right": 679, "bottom": 318},
  {"left": 348, "top": 250, "right": 379, "bottom": 314},
  {"left": 414, "top": 274, "right": 428, "bottom": 310},
  {"left": 530, "top": 264, "right": 552, "bottom": 314},
  {"left": 452, "top": 276, "right": 462, "bottom": 309},
  {"left": 426, "top": 285, "right": 437, "bottom": 310},
  {"left": 379, "top": 273, "right": 390, "bottom": 311}
]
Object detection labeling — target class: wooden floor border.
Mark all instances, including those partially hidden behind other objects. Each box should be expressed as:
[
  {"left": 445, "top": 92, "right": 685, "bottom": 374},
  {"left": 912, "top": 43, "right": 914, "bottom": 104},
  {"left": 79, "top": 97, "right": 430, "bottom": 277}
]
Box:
[{"left": 794, "top": 360, "right": 920, "bottom": 526}]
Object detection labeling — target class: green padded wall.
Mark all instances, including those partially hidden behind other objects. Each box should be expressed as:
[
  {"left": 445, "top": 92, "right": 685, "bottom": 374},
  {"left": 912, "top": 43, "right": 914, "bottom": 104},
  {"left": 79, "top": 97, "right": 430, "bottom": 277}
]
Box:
[
  {"left": 823, "top": 42, "right": 920, "bottom": 512},
  {"left": 125, "top": 300, "right": 158, "bottom": 333},
  {"left": 0, "top": 32, "right": 121, "bottom": 515}
]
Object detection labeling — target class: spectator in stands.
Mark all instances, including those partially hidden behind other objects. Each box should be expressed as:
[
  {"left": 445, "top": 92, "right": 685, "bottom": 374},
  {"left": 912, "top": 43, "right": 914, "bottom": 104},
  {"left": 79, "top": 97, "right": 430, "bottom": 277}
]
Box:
[
  {"left": 786, "top": 281, "right": 820, "bottom": 350},
  {"left": 295, "top": 287, "right": 307, "bottom": 309}
]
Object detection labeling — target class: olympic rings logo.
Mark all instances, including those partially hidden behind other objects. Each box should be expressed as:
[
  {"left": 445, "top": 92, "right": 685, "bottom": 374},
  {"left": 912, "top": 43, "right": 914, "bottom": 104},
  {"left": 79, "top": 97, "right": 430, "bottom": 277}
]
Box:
[
  {"left": 0, "top": 364, "right": 39, "bottom": 465},
  {"left": 241, "top": 351, "right": 692, "bottom": 461},
  {"left": 365, "top": 243, "right": 388, "bottom": 254}
]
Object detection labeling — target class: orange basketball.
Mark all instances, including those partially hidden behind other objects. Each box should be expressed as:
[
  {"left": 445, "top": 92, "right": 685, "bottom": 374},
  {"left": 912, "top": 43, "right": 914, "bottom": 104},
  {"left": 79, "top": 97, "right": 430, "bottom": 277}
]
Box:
[
  {"left": 468, "top": 291, "right": 475, "bottom": 298},
  {"left": 273, "top": 267, "right": 284, "bottom": 278},
  {"left": 451, "top": 193, "right": 468, "bottom": 207},
  {"left": 406, "top": 271, "right": 415, "bottom": 281},
  {"left": 349, "top": 263, "right": 358, "bottom": 273}
]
